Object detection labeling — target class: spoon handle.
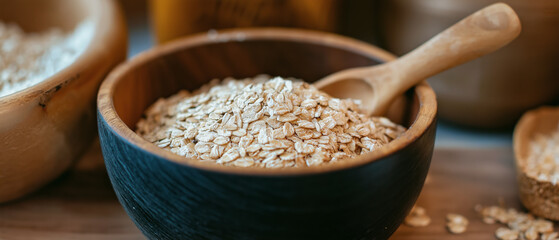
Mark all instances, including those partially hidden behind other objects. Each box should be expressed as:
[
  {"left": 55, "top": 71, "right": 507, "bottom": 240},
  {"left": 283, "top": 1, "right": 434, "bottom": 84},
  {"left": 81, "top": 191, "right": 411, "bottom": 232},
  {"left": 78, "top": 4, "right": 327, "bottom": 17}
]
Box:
[{"left": 386, "top": 3, "right": 521, "bottom": 97}]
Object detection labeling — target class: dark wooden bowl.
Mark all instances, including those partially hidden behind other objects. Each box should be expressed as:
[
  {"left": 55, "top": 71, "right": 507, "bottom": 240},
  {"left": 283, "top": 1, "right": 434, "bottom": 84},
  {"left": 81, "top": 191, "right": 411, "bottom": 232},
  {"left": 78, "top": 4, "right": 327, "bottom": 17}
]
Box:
[{"left": 97, "top": 28, "right": 437, "bottom": 240}]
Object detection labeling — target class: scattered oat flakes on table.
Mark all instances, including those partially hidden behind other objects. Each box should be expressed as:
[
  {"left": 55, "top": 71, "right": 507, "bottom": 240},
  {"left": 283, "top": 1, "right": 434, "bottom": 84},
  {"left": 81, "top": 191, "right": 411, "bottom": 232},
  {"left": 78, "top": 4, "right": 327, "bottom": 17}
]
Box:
[
  {"left": 495, "top": 227, "right": 520, "bottom": 240},
  {"left": 446, "top": 213, "right": 468, "bottom": 234},
  {"left": 404, "top": 205, "right": 431, "bottom": 227},
  {"left": 476, "top": 205, "right": 557, "bottom": 240}
]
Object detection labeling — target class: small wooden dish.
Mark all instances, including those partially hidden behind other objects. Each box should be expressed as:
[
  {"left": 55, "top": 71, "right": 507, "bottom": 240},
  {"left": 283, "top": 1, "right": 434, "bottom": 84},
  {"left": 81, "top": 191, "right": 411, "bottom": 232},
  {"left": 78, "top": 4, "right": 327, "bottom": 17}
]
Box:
[
  {"left": 97, "top": 28, "right": 437, "bottom": 239},
  {"left": 0, "top": 0, "right": 127, "bottom": 202},
  {"left": 514, "top": 106, "right": 559, "bottom": 220}
]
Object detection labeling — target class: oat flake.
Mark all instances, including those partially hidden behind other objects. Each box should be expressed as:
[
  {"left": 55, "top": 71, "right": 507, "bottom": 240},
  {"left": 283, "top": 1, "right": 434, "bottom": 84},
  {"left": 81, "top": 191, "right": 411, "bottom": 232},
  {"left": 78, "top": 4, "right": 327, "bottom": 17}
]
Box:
[
  {"left": 524, "top": 124, "right": 559, "bottom": 185},
  {"left": 404, "top": 205, "right": 431, "bottom": 227},
  {"left": 446, "top": 213, "right": 469, "bottom": 234}
]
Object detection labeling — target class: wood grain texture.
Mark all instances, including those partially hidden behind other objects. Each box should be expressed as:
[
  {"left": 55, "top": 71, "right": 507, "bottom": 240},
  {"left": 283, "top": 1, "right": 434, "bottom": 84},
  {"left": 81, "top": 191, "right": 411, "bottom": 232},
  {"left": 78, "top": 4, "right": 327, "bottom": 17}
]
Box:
[
  {"left": 0, "top": 145, "right": 526, "bottom": 240},
  {"left": 0, "top": 0, "right": 127, "bottom": 202},
  {"left": 149, "top": 0, "right": 385, "bottom": 45},
  {"left": 96, "top": 28, "right": 437, "bottom": 239}
]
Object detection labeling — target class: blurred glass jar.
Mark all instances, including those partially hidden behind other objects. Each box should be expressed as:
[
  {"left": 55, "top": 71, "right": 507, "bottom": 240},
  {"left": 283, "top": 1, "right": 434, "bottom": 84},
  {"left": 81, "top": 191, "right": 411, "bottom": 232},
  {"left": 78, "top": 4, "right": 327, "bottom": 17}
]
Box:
[
  {"left": 149, "top": 0, "right": 382, "bottom": 44},
  {"left": 381, "top": 0, "right": 559, "bottom": 129}
]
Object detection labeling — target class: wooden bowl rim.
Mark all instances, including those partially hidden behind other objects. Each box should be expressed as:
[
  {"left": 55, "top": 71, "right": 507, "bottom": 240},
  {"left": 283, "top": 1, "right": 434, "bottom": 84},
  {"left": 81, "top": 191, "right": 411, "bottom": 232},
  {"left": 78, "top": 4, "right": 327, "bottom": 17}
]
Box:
[
  {"left": 98, "top": 27, "right": 437, "bottom": 176},
  {"left": 513, "top": 106, "right": 559, "bottom": 174},
  {"left": 0, "top": 0, "right": 120, "bottom": 108}
]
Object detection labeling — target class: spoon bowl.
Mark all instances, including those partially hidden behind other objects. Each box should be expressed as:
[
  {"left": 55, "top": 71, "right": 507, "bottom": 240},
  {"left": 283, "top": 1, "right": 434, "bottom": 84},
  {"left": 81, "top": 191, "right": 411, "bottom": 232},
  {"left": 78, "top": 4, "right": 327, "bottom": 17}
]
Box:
[{"left": 315, "top": 3, "right": 521, "bottom": 116}]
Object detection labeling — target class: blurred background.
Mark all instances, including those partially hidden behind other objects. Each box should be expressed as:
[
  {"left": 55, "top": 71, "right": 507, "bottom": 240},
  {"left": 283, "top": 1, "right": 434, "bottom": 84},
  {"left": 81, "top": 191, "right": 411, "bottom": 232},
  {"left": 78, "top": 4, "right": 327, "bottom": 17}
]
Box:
[{"left": 118, "top": 0, "right": 559, "bottom": 147}]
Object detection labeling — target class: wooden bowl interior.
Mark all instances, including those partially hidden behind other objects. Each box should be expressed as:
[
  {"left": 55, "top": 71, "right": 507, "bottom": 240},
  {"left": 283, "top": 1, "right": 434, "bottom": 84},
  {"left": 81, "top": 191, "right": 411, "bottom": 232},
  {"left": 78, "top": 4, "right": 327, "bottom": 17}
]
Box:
[
  {"left": 514, "top": 107, "right": 559, "bottom": 167},
  {"left": 112, "top": 37, "right": 419, "bottom": 134},
  {"left": 0, "top": 0, "right": 90, "bottom": 32}
]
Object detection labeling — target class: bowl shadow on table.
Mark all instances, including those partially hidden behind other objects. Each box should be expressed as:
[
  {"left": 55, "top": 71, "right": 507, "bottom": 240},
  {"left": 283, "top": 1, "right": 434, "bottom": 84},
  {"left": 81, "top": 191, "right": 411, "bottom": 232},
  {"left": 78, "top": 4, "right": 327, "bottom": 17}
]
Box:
[
  {"left": 0, "top": 140, "right": 116, "bottom": 204},
  {"left": 97, "top": 28, "right": 437, "bottom": 240},
  {"left": 0, "top": 140, "right": 146, "bottom": 240}
]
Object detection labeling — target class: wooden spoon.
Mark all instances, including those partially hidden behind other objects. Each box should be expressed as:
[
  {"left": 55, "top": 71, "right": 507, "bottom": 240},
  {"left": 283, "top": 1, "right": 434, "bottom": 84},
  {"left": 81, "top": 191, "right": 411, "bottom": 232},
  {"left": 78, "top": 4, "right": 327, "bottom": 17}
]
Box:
[{"left": 314, "top": 3, "right": 521, "bottom": 116}]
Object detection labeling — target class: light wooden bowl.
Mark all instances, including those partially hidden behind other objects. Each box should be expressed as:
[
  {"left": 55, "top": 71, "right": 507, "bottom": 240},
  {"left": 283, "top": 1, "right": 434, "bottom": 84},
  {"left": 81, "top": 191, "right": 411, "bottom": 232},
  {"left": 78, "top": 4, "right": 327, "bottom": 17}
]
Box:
[
  {"left": 514, "top": 106, "right": 559, "bottom": 220},
  {"left": 0, "top": 0, "right": 127, "bottom": 202},
  {"left": 97, "top": 28, "right": 437, "bottom": 239}
]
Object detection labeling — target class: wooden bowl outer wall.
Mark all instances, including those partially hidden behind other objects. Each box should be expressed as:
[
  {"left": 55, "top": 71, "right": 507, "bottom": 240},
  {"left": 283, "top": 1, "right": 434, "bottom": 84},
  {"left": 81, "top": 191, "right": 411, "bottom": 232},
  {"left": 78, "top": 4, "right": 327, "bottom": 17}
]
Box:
[
  {"left": 514, "top": 106, "right": 559, "bottom": 220},
  {"left": 0, "top": 0, "right": 127, "bottom": 202},
  {"left": 97, "top": 28, "right": 437, "bottom": 240}
]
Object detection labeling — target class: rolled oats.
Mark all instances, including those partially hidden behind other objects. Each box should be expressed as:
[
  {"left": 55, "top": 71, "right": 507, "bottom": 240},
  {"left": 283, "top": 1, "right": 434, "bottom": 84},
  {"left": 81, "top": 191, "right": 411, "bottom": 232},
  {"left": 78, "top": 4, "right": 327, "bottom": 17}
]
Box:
[
  {"left": 137, "top": 76, "right": 406, "bottom": 168},
  {"left": 0, "top": 20, "right": 94, "bottom": 97},
  {"left": 542, "top": 232, "right": 559, "bottom": 240},
  {"left": 496, "top": 227, "right": 520, "bottom": 240},
  {"left": 404, "top": 205, "right": 431, "bottom": 227},
  {"left": 446, "top": 213, "right": 468, "bottom": 234},
  {"left": 523, "top": 124, "right": 559, "bottom": 184},
  {"left": 477, "top": 205, "right": 557, "bottom": 240}
]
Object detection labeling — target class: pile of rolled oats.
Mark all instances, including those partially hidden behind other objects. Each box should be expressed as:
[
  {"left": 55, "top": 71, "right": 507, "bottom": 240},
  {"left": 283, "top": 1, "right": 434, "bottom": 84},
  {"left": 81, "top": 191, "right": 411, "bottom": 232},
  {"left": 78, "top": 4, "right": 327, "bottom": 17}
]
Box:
[
  {"left": 0, "top": 20, "right": 94, "bottom": 97},
  {"left": 523, "top": 124, "right": 559, "bottom": 184},
  {"left": 136, "top": 76, "right": 406, "bottom": 168},
  {"left": 476, "top": 205, "right": 557, "bottom": 240}
]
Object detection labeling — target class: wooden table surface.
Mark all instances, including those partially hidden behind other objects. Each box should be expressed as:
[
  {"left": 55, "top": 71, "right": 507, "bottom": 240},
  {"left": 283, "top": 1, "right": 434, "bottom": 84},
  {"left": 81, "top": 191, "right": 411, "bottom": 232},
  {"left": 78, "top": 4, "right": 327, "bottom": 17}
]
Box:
[{"left": 0, "top": 141, "right": 524, "bottom": 240}]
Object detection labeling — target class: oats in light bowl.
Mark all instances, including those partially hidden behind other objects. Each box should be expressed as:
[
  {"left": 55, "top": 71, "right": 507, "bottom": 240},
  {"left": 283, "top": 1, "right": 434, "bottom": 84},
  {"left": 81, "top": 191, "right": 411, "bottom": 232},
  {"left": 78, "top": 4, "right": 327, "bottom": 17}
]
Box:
[
  {"left": 514, "top": 107, "right": 559, "bottom": 220},
  {"left": 136, "top": 76, "right": 405, "bottom": 168},
  {"left": 446, "top": 213, "right": 468, "bottom": 234},
  {"left": 523, "top": 124, "right": 559, "bottom": 184},
  {"left": 0, "top": 20, "right": 93, "bottom": 97}
]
